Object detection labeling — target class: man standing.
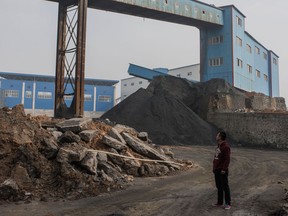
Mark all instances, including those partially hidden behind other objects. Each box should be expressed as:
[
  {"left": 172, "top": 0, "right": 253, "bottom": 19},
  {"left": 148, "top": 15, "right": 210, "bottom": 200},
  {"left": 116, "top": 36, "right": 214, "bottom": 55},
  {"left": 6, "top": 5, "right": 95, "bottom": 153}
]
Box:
[{"left": 212, "top": 131, "right": 231, "bottom": 210}]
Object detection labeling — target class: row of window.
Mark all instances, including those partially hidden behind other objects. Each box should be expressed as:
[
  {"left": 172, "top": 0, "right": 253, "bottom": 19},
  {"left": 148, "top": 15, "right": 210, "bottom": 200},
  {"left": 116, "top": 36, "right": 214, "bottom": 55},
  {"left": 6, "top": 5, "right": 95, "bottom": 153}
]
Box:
[
  {"left": 209, "top": 57, "right": 224, "bottom": 66},
  {"left": 123, "top": 81, "right": 143, "bottom": 87},
  {"left": 176, "top": 71, "right": 194, "bottom": 78},
  {"left": 236, "top": 59, "right": 268, "bottom": 81},
  {"left": 208, "top": 36, "right": 223, "bottom": 45},
  {"left": 238, "top": 37, "right": 278, "bottom": 65},
  {"left": 209, "top": 34, "right": 278, "bottom": 66},
  {"left": 3, "top": 90, "right": 111, "bottom": 102}
]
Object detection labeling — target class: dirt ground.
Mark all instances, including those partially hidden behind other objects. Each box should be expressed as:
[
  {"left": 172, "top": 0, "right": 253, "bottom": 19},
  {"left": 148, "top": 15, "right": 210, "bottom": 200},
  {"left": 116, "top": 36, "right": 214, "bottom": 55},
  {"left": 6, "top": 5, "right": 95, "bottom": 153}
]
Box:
[{"left": 1, "top": 145, "right": 287, "bottom": 216}]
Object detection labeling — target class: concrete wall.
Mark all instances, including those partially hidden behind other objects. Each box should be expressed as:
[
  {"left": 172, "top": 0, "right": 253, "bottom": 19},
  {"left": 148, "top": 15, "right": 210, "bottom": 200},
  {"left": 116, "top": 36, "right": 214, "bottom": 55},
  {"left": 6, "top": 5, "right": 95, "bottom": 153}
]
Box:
[{"left": 207, "top": 112, "right": 288, "bottom": 149}]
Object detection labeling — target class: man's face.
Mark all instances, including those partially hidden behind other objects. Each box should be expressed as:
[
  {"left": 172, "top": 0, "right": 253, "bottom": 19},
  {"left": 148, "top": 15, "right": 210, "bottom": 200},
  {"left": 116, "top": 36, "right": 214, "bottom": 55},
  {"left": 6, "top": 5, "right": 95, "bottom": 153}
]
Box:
[{"left": 216, "top": 133, "right": 221, "bottom": 142}]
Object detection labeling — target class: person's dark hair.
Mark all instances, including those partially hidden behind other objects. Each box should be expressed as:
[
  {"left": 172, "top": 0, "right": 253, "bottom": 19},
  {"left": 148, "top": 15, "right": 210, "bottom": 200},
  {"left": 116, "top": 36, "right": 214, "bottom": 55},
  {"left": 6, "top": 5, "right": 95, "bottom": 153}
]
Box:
[{"left": 218, "top": 131, "right": 226, "bottom": 140}]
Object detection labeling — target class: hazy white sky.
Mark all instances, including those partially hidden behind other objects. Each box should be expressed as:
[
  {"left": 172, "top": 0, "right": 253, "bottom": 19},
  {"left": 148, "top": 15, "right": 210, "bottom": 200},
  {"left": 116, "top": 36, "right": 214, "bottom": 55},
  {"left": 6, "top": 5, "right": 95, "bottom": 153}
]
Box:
[{"left": 0, "top": 0, "right": 287, "bottom": 102}]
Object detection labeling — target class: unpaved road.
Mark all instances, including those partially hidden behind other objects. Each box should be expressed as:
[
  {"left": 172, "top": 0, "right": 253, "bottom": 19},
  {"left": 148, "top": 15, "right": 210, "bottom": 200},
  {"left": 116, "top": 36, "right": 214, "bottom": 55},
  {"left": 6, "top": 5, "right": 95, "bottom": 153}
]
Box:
[{"left": 1, "top": 146, "right": 287, "bottom": 216}]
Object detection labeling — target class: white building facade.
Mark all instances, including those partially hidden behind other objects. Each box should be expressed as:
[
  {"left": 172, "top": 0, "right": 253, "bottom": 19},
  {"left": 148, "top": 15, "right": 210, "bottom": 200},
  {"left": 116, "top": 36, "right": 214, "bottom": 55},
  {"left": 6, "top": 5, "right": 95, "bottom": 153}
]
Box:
[{"left": 121, "top": 64, "right": 200, "bottom": 101}]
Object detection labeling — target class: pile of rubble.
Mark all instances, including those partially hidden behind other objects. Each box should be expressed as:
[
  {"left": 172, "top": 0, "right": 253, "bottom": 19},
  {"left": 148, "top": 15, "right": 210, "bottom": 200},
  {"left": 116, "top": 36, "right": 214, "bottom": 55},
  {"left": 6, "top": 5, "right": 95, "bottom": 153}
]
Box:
[{"left": 0, "top": 105, "right": 193, "bottom": 202}]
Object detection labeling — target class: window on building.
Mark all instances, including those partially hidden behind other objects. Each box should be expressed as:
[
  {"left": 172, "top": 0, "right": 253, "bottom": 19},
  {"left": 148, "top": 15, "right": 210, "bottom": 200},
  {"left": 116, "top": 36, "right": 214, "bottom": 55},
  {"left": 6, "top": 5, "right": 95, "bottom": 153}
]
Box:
[
  {"left": 264, "top": 74, "right": 268, "bottom": 81},
  {"left": 4, "top": 90, "right": 19, "bottom": 98},
  {"left": 236, "top": 36, "right": 242, "bottom": 47},
  {"left": 131, "top": 83, "right": 134, "bottom": 86},
  {"left": 273, "top": 58, "right": 278, "bottom": 65},
  {"left": 247, "top": 64, "right": 252, "bottom": 73},
  {"left": 263, "top": 52, "right": 268, "bottom": 60},
  {"left": 246, "top": 44, "right": 252, "bottom": 53},
  {"left": 236, "top": 16, "right": 242, "bottom": 27},
  {"left": 187, "top": 72, "right": 192, "bottom": 76},
  {"left": 256, "top": 69, "right": 261, "bottom": 78},
  {"left": 99, "top": 95, "right": 111, "bottom": 102},
  {"left": 123, "top": 84, "right": 127, "bottom": 87},
  {"left": 237, "top": 58, "right": 243, "bottom": 68},
  {"left": 84, "top": 94, "right": 92, "bottom": 101},
  {"left": 209, "top": 57, "right": 224, "bottom": 67},
  {"left": 26, "top": 91, "right": 32, "bottom": 98},
  {"left": 208, "top": 35, "right": 224, "bottom": 45},
  {"left": 176, "top": 74, "right": 181, "bottom": 77},
  {"left": 37, "top": 91, "right": 52, "bottom": 99},
  {"left": 139, "top": 81, "right": 142, "bottom": 84},
  {"left": 255, "top": 46, "right": 260, "bottom": 55}
]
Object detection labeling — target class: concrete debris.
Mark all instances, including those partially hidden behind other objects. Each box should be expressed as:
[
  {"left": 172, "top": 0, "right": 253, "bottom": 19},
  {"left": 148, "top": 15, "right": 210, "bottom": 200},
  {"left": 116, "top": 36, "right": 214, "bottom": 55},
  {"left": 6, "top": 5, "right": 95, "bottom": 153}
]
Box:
[
  {"left": 0, "top": 104, "right": 192, "bottom": 202},
  {"left": 0, "top": 179, "right": 20, "bottom": 201},
  {"left": 56, "top": 118, "right": 92, "bottom": 133},
  {"left": 58, "top": 131, "right": 81, "bottom": 144},
  {"left": 102, "top": 135, "right": 128, "bottom": 151},
  {"left": 79, "top": 130, "right": 99, "bottom": 142},
  {"left": 137, "top": 132, "right": 149, "bottom": 142},
  {"left": 108, "top": 127, "right": 126, "bottom": 144}
]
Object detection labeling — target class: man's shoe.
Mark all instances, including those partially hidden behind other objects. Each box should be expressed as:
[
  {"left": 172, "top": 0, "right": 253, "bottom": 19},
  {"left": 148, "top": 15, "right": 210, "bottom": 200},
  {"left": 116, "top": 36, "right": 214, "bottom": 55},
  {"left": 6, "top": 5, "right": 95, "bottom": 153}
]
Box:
[
  {"left": 224, "top": 204, "right": 231, "bottom": 210},
  {"left": 212, "top": 203, "right": 223, "bottom": 207}
]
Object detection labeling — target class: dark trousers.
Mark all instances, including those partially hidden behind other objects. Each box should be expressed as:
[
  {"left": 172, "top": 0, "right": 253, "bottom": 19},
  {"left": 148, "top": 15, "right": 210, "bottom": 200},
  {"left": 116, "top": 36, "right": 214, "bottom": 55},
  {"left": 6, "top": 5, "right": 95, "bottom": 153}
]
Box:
[{"left": 214, "top": 170, "right": 231, "bottom": 205}]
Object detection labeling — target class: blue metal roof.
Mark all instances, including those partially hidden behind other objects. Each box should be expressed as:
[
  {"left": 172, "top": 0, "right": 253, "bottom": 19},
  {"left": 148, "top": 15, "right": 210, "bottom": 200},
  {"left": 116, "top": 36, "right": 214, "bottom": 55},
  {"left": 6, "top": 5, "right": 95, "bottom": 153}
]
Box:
[
  {"left": 128, "top": 64, "right": 170, "bottom": 80},
  {"left": 0, "top": 72, "right": 118, "bottom": 86}
]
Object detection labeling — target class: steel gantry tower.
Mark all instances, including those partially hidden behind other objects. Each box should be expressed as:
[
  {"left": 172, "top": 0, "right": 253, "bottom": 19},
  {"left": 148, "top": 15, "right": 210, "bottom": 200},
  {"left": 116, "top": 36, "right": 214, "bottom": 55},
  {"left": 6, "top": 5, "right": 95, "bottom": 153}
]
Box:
[{"left": 46, "top": 0, "right": 223, "bottom": 118}]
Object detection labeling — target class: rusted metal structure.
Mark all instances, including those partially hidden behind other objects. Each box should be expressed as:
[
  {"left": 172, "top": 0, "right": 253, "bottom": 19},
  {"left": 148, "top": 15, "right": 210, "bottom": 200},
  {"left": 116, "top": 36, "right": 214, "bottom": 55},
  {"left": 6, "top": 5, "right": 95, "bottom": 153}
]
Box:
[
  {"left": 46, "top": 0, "right": 222, "bottom": 118},
  {"left": 53, "top": 0, "right": 88, "bottom": 118}
]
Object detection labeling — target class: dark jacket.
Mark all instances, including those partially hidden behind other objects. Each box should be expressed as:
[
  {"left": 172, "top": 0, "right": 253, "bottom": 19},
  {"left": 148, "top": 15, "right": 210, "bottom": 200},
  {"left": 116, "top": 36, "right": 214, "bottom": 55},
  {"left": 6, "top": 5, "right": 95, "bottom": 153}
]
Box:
[{"left": 213, "top": 141, "right": 231, "bottom": 172}]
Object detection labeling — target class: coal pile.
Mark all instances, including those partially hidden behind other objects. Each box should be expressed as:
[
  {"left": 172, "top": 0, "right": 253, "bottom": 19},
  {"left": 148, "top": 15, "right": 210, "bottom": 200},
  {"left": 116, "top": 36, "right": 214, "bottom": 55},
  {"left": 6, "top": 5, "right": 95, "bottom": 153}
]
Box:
[
  {"left": 102, "top": 76, "right": 239, "bottom": 145},
  {"left": 0, "top": 105, "right": 192, "bottom": 203}
]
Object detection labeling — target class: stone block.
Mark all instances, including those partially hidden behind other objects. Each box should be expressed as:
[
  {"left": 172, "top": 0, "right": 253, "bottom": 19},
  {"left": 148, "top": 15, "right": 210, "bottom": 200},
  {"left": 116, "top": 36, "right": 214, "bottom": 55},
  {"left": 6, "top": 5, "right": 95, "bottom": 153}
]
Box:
[
  {"left": 56, "top": 118, "right": 92, "bottom": 133},
  {"left": 108, "top": 127, "right": 126, "bottom": 144},
  {"left": 81, "top": 151, "right": 98, "bottom": 175},
  {"left": 79, "top": 130, "right": 99, "bottom": 142},
  {"left": 102, "top": 135, "right": 127, "bottom": 151}
]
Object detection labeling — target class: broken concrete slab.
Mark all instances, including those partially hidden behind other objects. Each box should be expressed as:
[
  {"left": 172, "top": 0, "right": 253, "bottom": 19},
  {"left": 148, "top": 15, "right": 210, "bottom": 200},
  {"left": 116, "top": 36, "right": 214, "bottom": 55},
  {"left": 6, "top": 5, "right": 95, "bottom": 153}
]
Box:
[
  {"left": 0, "top": 179, "right": 19, "bottom": 200},
  {"left": 58, "top": 131, "right": 81, "bottom": 144},
  {"left": 139, "top": 163, "right": 170, "bottom": 176},
  {"left": 80, "top": 151, "right": 98, "bottom": 175},
  {"left": 56, "top": 147, "right": 86, "bottom": 163},
  {"left": 11, "top": 165, "right": 32, "bottom": 189},
  {"left": 40, "top": 138, "right": 59, "bottom": 159},
  {"left": 137, "top": 132, "right": 148, "bottom": 142},
  {"left": 97, "top": 152, "right": 107, "bottom": 163},
  {"left": 114, "top": 124, "right": 138, "bottom": 136},
  {"left": 102, "top": 135, "right": 127, "bottom": 151},
  {"left": 79, "top": 130, "right": 99, "bottom": 142},
  {"left": 56, "top": 118, "right": 92, "bottom": 133},
  {"left": 108, "top": 127, "right": 126, "bottom": 144},
  {"left": 122, "top": 132, "right": 170, "bottom": 161},
  {"left": 52, "top": 131, "right": 62, "bottom": 140}
]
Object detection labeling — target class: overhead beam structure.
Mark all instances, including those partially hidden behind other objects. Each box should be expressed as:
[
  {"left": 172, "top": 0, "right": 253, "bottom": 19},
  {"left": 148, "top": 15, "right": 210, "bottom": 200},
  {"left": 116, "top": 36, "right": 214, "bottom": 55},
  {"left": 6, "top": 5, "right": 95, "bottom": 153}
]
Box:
[{"left": 46, "top": 0, "right": 224, "bottom": 118}]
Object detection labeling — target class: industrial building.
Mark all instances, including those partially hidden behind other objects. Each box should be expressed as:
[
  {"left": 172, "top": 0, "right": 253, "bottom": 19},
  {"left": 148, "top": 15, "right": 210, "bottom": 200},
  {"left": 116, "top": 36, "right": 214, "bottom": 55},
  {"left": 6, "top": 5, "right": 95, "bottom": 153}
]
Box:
[
  {"left": 0, "top": 72, "right": 118, "bottom": 116},
  {"left": 124, "top": 4, "right": 279, "bottom": 100},
  {"left": 121, "top": 64, "right": 200, "bottom": 101},
  {"left": 200, "top": 5, "right": 279, "bottom": 97}
]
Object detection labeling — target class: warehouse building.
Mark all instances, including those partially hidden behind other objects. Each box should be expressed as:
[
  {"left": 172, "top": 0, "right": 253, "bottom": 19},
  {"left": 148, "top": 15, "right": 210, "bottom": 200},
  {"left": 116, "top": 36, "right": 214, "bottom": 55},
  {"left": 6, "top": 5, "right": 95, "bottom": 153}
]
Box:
[{"left": 0, "top": 72, "right": 118, "bottom": 116}]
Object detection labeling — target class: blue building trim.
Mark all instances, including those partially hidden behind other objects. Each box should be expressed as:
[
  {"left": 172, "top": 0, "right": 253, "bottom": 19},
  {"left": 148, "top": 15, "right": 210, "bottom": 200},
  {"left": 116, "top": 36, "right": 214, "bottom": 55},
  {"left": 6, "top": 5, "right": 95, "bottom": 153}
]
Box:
[{"left": 0, "top": 72, "right": 118, "bottom": 112}]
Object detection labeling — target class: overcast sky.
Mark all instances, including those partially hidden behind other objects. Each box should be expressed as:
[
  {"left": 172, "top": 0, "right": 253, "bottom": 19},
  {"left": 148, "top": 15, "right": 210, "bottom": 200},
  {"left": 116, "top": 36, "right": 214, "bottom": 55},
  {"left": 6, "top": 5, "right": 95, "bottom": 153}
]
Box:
[{"left": 0, "top": 0, "right": 287, "bottom": 102}]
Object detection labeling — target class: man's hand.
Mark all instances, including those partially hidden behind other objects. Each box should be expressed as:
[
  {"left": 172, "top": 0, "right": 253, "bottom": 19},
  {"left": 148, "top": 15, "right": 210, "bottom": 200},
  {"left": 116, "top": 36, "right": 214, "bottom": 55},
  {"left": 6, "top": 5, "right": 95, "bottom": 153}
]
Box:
[{"left": 221, "top": 170, "right": 226, "bottom": 174}]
